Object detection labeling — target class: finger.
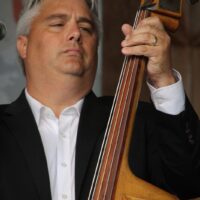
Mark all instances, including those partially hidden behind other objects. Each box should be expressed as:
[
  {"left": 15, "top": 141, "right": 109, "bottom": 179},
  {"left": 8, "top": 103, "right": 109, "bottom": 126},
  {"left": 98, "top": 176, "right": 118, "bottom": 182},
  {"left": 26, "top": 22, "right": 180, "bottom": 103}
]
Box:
[
  {"left": 122, "top": 45, "right": 161, "bottom": 57},
  {"left": 121, "top": 32, "right": 158, "bottom": 47},
  {"left": 121, "top": 24, "right": 133, "bottom": 39},
  {"left": 137, "top": 16, "right": 165, "bottom": 31},
  {"left": 121, "top": 34, "right": 170, "bottom": 57},
  {"left": 123, "top": 27, "right": 170, "bottom": 49},
  {"left": 132, "top": 24, "right": 165, "bottom": 39},
  {"left": 122, "top": 21, "right": 167, "bottom": 47}
]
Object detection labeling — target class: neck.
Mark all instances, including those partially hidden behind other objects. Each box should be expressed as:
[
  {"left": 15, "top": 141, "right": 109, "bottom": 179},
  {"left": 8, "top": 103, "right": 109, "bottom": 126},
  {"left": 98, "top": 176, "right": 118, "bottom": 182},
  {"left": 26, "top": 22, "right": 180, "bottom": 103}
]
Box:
[{"left": 26, "top": 75, "right": 92, "bottom": 117}]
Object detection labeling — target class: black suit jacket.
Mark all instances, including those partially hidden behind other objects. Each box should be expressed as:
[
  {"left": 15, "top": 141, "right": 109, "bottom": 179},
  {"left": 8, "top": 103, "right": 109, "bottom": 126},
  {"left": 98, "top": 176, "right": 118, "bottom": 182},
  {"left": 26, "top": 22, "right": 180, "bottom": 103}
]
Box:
[{"left": 0, "top": 91, "right": 200, "bottom": 200}]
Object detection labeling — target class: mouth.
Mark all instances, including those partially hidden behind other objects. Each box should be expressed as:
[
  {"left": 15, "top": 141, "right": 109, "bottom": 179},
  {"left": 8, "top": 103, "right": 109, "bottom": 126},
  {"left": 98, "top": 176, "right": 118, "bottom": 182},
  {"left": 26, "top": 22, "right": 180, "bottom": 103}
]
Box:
[{"left": 63, "top": 49, "right": 83, "bottom": 58}]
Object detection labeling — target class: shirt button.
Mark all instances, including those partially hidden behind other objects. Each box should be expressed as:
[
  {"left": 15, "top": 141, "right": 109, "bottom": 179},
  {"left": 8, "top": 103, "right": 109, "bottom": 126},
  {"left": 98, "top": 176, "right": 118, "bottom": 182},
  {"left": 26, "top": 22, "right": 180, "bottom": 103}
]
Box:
[
  {"left": 62, "top": 194, "right": 68, "bottom": 199},
  {"left": 61, "top": 162, "right": 67, "bottom": 167}
]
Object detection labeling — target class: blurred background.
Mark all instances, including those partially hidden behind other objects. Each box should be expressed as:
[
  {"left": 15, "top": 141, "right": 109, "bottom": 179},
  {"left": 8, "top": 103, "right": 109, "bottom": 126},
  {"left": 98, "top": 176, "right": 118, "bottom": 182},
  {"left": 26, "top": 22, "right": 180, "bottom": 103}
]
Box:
[
  {"left": 0, "top": 0, "right": 25, "bottom": 104},
  {"left": 0, "top": 0, "right": 200, "bottom": 117},
  {"left": 0, "top": 0, "right": 200, "bottom": 199},
  {"left": 102, "top": 0, "right": 200, "bottom": 117},
  {"left": 0, "top": 0, "right": 200, "bottom": 116}
]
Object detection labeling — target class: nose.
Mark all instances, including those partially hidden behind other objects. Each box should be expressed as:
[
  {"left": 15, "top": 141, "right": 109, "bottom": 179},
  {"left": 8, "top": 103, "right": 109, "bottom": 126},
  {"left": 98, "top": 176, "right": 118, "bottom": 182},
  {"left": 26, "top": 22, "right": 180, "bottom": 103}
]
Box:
[
  {"left": 67, "top": 22, "right": 81, "bottom": 43},
  {"left": 69, "top": 32, "right": 81, "bottom": 42}
]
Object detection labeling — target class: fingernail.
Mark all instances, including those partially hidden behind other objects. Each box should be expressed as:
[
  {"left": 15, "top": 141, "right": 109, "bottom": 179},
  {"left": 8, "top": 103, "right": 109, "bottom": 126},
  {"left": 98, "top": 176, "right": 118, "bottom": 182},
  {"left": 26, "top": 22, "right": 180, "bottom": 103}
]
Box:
[
  {"left": 122, "top": 48, "right": 127, "bottom": 54},
  {"left": 125, "top": 35, "right": 130, "bottom": 40},
  {"left": 121, "top": 40, "right": 127, "bottom": 46}
]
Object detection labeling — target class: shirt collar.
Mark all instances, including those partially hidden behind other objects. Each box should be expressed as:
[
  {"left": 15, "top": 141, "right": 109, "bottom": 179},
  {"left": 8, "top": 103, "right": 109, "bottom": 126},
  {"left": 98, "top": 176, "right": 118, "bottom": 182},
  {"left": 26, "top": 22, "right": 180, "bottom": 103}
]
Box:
[{"left": 25, "top": 89, "right": 84, "bottom": 125}]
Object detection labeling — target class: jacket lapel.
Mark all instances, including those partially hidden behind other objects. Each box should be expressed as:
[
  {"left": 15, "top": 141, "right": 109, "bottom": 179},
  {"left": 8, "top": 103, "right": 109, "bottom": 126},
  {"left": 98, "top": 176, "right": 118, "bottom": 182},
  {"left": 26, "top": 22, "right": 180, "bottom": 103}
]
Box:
[
  {"left": 75, "top": 92, "right": 112, "bottom": 199},
  {"left": 2, "top": 91, "right": 112, "bottom": 200},
  {"left": 2, "top": 91, "right": 52, "bottom": 200}
]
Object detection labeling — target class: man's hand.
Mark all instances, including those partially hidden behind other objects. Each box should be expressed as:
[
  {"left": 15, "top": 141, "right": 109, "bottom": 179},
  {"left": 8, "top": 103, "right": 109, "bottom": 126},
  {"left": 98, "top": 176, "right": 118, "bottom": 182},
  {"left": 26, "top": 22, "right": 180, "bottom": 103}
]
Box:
[{"left": 121, "top": 16, "right": 176, "bottom": 88}]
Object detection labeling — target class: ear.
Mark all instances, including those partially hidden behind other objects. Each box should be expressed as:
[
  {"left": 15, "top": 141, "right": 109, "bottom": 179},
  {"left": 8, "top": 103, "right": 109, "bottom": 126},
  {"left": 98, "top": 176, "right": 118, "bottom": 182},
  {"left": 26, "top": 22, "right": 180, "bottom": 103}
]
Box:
[{"left": 17, "top": 35, "right": 28, "bottom": 59}]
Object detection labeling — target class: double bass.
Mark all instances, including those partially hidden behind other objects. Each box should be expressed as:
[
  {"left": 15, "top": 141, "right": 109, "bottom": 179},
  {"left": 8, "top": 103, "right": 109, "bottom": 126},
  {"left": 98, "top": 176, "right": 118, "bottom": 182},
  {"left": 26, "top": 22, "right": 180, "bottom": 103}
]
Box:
[{"left": 88, "top": 0, "right": 198, "bottom": 199}]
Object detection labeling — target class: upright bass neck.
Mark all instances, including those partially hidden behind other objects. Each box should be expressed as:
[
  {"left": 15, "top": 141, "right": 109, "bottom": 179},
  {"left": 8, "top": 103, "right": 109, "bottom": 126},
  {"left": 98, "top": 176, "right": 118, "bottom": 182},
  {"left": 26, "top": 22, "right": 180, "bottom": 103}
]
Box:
[
  {"left": 140, "top": 0, "right": 182, "bottom": 32},
  {"left": 89, "top": 1, "right": 183, "bottom": 199}
]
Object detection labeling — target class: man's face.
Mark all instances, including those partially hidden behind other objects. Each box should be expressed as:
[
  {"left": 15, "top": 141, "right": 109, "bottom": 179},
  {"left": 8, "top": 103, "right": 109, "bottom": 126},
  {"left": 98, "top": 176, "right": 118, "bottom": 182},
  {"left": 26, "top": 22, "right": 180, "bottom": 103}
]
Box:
[{"left": 18, "top": 0, "right": 98, "bottom": 84}]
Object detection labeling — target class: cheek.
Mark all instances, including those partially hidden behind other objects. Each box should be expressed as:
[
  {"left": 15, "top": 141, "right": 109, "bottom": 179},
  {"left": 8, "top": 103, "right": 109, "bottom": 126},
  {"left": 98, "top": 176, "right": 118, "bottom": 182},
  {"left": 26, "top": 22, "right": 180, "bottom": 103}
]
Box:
[
  {"left": 29, "top": 36, "right": 58, "bottom": 62},
  {"left": 85, "top": 40, "right": 98, "bottom": 61}
]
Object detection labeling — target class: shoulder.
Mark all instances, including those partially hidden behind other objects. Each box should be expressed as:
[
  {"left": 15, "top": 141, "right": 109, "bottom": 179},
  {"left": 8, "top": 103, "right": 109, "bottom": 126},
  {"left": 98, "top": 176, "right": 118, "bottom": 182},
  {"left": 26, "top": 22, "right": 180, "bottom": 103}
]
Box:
[
  {"left": 83, "top": 91, "right": 113, "bottom": 112},
  {"left": 0, "top": 104, "right": 9, "bottom": 114},
  {"left": 0, "top": 104, "right": 10, "bottom": 129},
  {"left": 85, "top": 92, "right": 155, "bottom": 118},
  {"left": 96, "top": 96, "right": 113, "bottom": 109},
  {"left": 137, "top": 101, "right": 156, "bottom": 119}
]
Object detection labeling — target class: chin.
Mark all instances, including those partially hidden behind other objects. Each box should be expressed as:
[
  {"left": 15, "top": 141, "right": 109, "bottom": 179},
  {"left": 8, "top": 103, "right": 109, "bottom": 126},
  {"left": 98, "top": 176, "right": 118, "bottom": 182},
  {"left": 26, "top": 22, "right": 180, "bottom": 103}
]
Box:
[{"left": 59, "top": 61, "right": 86, "bottom": 76}]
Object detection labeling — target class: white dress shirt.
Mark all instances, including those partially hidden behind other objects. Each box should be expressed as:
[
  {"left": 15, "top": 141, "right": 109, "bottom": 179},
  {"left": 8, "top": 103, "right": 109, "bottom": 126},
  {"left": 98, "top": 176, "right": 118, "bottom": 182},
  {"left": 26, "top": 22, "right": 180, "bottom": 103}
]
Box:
[
  {"left": 25, "top": 90, "right": 83, "bottom": 200},
  {"left": 147, "top": 70, "right": 185, "bottom": 115},
  {"left": 25, "top": 70, "right": 185, "bottom": 200}
]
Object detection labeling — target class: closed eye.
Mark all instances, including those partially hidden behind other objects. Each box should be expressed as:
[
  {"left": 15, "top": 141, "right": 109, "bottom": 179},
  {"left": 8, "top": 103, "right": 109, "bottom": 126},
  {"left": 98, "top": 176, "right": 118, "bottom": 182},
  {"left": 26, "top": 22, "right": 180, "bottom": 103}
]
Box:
[
  {"left": 80, "top": 26, "right": 93, "bottom": 33},
  {"left": 50, "top": 23, "right": 64, "bottom": 27}
]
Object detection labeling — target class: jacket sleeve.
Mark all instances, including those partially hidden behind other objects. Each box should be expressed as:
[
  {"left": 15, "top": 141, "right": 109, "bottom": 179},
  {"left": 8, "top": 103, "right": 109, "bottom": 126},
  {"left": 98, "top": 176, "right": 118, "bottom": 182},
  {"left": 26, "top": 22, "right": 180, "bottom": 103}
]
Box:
[{"left": 129, "top": 99, "right": 200, "bottom": 199}]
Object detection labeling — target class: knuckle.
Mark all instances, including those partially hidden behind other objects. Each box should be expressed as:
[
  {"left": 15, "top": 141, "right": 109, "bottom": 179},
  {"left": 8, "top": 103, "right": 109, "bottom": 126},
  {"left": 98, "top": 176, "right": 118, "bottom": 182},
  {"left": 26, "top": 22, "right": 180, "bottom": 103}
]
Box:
[
  {"left": 147, "top": 34, "right": 154, "bottom": 43},
  {"left": 166, "top": 34, "right": 171, "bottom": 44},
  {"left": 163, "top": 34, "right": 171, "bottom": 49},
  {"left": 154, "top": 16, "right": 162, "bottom": 24},
  {"left": 140, "top": 46, "right": 148, "bottom": 54}
]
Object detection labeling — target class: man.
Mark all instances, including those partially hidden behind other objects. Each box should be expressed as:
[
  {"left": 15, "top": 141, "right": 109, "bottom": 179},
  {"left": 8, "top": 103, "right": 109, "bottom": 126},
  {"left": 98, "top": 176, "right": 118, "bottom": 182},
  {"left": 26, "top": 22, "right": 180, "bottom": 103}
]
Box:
[{"left": 0, "top": 0, "right": 199, "bottom": 200}]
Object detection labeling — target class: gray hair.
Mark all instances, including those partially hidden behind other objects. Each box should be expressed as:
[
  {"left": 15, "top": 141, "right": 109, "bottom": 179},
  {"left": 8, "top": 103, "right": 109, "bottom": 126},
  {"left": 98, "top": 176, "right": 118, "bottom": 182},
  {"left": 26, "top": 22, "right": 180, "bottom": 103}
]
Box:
[
  {"left": 16, "top": 0, "right": 101, "bottom": 73},
  {"left": 16, "top": 0, "right": 101, "bottom": 38}
]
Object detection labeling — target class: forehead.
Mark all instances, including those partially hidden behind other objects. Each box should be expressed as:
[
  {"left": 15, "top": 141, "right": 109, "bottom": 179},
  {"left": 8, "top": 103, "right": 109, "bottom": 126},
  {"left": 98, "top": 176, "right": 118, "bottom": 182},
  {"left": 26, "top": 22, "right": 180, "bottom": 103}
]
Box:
[{"left": 36, "top": 0, "right": 92, "bottom": 20}]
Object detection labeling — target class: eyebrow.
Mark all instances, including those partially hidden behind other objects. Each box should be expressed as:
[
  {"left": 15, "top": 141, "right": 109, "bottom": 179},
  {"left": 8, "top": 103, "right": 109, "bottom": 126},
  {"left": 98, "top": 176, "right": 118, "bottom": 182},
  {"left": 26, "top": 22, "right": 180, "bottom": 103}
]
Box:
[
  {"left": 45, "top": 14, "right": 68, "bottom": 21},
  {"left": 78, "top": 17, "right": 95, "bottom": 28},
  {"left": 45, "top": 14, "right": 95, "bottom": 27}
]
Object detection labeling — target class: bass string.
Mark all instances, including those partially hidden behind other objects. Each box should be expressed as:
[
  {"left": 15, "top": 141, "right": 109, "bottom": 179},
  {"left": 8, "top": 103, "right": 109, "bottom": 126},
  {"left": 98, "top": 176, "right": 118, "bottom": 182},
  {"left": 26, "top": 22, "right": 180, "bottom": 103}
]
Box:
[{"left": 88, "top": 8, "right": 149, "bottom": 200}]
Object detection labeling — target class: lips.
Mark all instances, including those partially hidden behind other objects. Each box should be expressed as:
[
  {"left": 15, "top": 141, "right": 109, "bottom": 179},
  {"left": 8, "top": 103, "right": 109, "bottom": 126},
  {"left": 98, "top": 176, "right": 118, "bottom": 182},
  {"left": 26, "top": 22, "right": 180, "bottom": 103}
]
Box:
[{"left": 63, "top": 48, "right": 83, "bottom": 58}]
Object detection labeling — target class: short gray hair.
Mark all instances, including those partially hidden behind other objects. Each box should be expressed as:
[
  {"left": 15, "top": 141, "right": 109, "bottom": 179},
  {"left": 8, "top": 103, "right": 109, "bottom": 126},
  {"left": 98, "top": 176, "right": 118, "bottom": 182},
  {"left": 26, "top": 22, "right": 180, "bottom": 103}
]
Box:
[
  {"left": 16, "top": 0, "right": 101, "bottom": 73},
  {"left": 16, "top": 0, "right": 101, "bottom": 37}
]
